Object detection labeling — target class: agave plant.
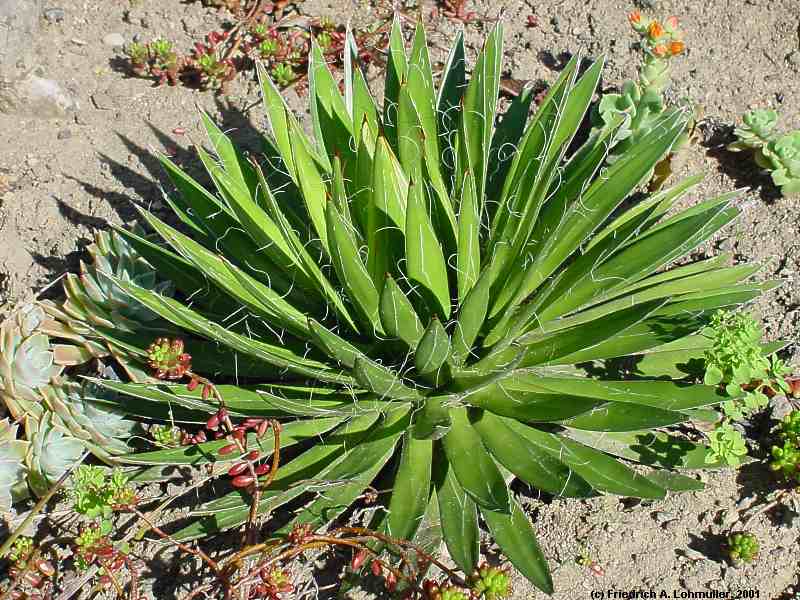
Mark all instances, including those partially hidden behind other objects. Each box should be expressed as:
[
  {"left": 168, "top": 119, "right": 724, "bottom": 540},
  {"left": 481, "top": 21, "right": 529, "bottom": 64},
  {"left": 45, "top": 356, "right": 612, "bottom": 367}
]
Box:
[{"left": 70, "top": 22, "right": 776, "bottom": 592}]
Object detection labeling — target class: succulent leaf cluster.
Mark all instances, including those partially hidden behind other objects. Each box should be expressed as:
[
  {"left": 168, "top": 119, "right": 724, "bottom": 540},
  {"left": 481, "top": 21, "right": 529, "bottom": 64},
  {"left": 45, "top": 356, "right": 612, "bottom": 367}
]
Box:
[
  {"left": 469, "top": 564, "right": 511, "bottom": 599},
  {"left": 770, "top": 411, "right": 800, "bottom": 483},
  {"left": 726, "top": 532, "right": 759, "bottom": 564},
  {"left": 728, "top": 109, "right": 800, "bottom": 196},
  {"left": 19, "top": 22, "right": 776, "bottom": 592},
  {"left": 0, "top": 246, "right": 146, "bottom": 501},
  {"left": 594, "top": 12, "right": 688, "bottom": 166},
  {"left": 701, "top": 310, "right": 791, "bottom": 466},
  {"left": 127, "top": 38, "right": 182, "bottom": 86},
  {"left": 72, "top": 465, "right": 136, "bottom": 520},
  {"left": 705, "top": 421, "right": 748, "bottom": 467},
  {"left": 702, "top": 310, "right": 785, "bottom": 419},
  {"left": 0, "top": 418, "right": 28, "bottom": 511}
]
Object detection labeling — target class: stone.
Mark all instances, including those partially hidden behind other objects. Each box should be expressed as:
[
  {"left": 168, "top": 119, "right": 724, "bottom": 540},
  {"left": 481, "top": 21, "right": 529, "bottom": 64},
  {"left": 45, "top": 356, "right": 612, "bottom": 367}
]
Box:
[
  {"left": 43, "top": 7, "right": 65, "bottom": 23},
  {"left": 57, "top": 129, "right": 71, "bottom": 140},
  {"left": 769, "top": 394, "right": 794, "bottom": 420},
  {"left": 652, "top": 511, "right": 676, "bottom": 525},
  {"left": 102, "top": 32, "right": 125, "bottom": 47}
]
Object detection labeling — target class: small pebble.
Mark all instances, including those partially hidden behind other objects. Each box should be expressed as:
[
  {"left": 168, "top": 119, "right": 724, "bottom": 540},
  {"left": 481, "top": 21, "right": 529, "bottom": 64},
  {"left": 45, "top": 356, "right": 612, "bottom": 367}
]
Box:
[
  {"left": 769, "top": 394, "right": 794, "bottom": 420},
  {"left": 43, "top": 7, "right": 65, "bottom": 23},
  {"left": 680, "top": 548, "right": 707, "bottom": 561},
  {"left": 652, "top": 511, "right": 676, "bottom": 525},
  {"left": 103, "top": 32, "right": 125, "bottom": 47},
  {"left": 57, "top": 129, "right": 71, "bottom": 140}
]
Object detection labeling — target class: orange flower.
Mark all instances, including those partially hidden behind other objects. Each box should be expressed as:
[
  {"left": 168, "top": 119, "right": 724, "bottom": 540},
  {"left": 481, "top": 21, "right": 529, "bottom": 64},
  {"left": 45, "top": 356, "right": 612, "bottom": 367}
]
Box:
[
  {"left": 648, "top": 21, "right": 665, "bottom": 40},
  {"left": 652, "top": 44, "right": 668, "bottom": 58},
  {"left": 628, "top": 10, "right": 642, "bottom": 25},
  {"left": 665, "top": 16, "right": 679, "bottom": 30},
  {"left": 669, "top": 40, "right": 685, "bottom": 56}
]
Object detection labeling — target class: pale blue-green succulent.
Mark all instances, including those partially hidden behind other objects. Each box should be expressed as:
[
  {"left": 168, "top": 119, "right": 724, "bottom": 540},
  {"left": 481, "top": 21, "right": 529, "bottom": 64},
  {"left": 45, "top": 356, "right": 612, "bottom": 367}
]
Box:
[
  {"left": 0, "top": 418, "right": 29, "bottom": 512},
  {"left": 728, "top": 109, "right": 800, "bottom": 196}
]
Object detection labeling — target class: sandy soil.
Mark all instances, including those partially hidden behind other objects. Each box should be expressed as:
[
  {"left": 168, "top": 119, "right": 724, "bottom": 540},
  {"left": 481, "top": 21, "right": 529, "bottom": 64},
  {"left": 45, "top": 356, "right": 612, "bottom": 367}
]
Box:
[{"left": 1, "top": 0, "right": 799, "bottom": 598}]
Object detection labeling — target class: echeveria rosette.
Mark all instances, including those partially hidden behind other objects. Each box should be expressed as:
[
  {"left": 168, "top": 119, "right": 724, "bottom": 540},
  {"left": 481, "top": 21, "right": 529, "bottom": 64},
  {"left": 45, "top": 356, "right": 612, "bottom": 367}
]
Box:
[
  {"left": 728, "top": 110, "right": 800, "bottom": 196},
  {"left": 0, "top": 304, "right": 64, "bottom": 422},
  {"left": 70, "top": 22, "right": 776, "bottom": 593},
  {"left": 25, "top": 412, "right": 85, "bottom": 497},
  {"left": 727, "top": 109, "right": 778, "bottom": 154},
  {"left": 39, "top": 228, "right": 175, "bottom": 383},
  {"left": 0, "top": 418, "right": 29, "bottom": 512},
  {"left": 41, "top": 377, "right": 135, "bottom": 461},
  {"left": 764, "top": 131, "right": 800, "bottom": 196}
]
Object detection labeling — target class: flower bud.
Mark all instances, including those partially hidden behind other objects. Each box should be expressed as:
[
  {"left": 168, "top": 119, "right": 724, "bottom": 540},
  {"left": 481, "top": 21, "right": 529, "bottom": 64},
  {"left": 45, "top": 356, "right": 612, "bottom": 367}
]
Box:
[
  {"left": 652, "top": 44, "right": 668, "bottom": 57},
  {"left": 665, "top": 15, "right": 679, "bottom": 30},
  {"left": 187, "top": 377, "right": 199, "bottom": 392},
  {"left": 202, "top": 383, "right": 212, "bottom": 400},
  {"left": 628, "top": 11, "right": 641, "bottom": 25},
  {"left": 669, "top": 40, "right": 685, "bottom": 56},
  {"left": 255, "top": 463, "right": 271, "bottom": 475},
  {"left": 648, "top": 21, "right": 664, "bottom": 40},
  {"left": 371, "top": 560, "right": 382, "bottom": 577},
  {"left": 245, "top": 450, "right": 260, "bottom": 461},
  {"left": 257, "top": 420, "right": 270, "bottom": 438}
]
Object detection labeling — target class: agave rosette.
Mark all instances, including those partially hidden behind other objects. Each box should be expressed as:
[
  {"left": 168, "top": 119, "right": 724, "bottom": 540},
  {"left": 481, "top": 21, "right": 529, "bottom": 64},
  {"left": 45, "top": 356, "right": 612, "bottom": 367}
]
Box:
[{"left": 79, "top": 23, "right": 777, "bottom": 592}]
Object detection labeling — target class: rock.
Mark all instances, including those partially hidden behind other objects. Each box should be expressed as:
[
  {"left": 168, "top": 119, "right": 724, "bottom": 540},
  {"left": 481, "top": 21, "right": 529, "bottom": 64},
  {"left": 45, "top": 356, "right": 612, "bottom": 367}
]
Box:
[
  {"left": 43, "top": 7, "right": 65, "bottom": 23},
  {"left": 102, "top": 32, "right": 125, "bottom": 47},
  {"left": 769, "top": 394, "right": 794, "bottom": 420},
  {"left": 787, "top": 50, "right": 800, "bottom": 69},
  {"left": 550, "top": 17, "right": 561, "bottom": 34},
  {"left": 57, "top": 129, "right": 71, "bottom": 140},
  {"left": 652, "top": 511, "right": 676, "bottom": 525},
  {"left": 680, "top": 548, "right": 707, "bottom": 561}
]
